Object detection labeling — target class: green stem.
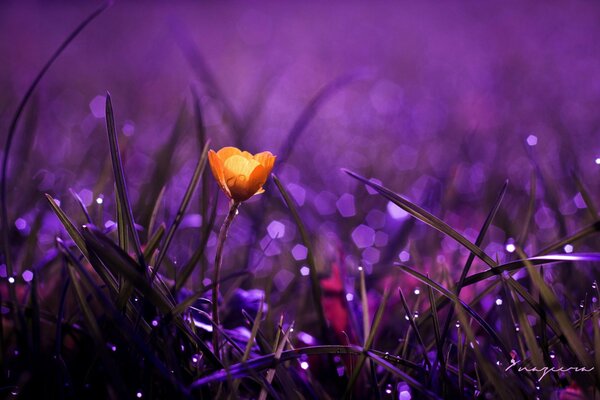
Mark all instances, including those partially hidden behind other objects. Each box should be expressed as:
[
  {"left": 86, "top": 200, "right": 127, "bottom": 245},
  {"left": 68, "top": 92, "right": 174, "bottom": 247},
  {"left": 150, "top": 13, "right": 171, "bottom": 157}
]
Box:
[{"left": 212, "top": 200, "right": 240, "bottom": 357}]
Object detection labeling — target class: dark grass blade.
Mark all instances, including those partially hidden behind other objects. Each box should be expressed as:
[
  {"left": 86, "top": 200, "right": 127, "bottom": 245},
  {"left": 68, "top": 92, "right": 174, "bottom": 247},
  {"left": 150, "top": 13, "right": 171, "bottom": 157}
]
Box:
[
  {"left": 453, "top": 305, "right": 518, "bottom": 399},
  {"left": 58, "top": 245, "right": 128, "bottom": 397},
  {"left": 57, "top": 238, "right": 193, "bottom": 398},
  {"left": 398, "top": 289, "right": 431, "bottom": 370},
  {"left": 343, "top": 287, "right": 390, "bottom": 399},
  {"left": 462, "top": 253, "right": 600, "bottom": 287},
  {"left": 69, "top": 188, "right": 93, "bottom": 224},
  {"left": 81, "top": 225, "right": 172, "bottom": 313},
  {"left": 343, "top": 169, "right": 497, "bottom": 268},
  {"left": 143, "top": 223, "right": 166, "bottom": 262},
  {"left": 536, "top": 221, "right": 600, "bottom": 256},
  {"left": 104, "top": 94, "right": 145, "bottom": 266},
  {"left": 189, "top": 345, "right": 421, "bottom": 388},
  {"left": 395, "top": 264, "right": 512, "bottom": 361},
  {"left": 519, "top": 250, "right": 595, "bottom": 373},
  {"left": 436, "top": 180, "right": 508, "bottom": 381},
  {"left": 148, "top": 185, "right": 167, "bottom": 238},
  {"left": 151, "top": 141, "right": 210, "bottom": 281},
  {"left": 46, "top": 194, "right": 88, "bottom": 258},
  {"left": 366, "top": 351, "right": 442, "bottom": 400},
  {"left": 272, "top": 174, "right": 328, "bottom": 340},
  {"left": 81, "top": 225, "right": 222, "bottom": 368}
]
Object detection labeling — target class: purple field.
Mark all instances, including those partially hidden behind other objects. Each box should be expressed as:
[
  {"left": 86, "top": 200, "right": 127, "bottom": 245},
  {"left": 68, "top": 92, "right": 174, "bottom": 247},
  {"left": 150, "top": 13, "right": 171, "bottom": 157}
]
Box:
[{"left": 1, "top": 1, "right": 600, "bottom": 399}]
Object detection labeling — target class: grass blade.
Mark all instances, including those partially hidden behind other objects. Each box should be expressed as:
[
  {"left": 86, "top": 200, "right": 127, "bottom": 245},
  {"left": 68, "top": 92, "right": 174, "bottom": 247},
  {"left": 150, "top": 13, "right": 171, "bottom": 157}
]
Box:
[
  {"left": 462, "top": 253, "right": 600, "bottom": 287},
  {"left": 151, "top": 141, "right": 210, "bottom": 281},
  {"left": 343, "top": 169, "right": 496, "bottom": 268},
  {"left": 395, "top": 264, "right": 512, "bottom": 360},
  {"left": 273, "top": 174, "right": 328, "bottom": 339},
  {"left": 104, "top": 94, "right": 145, "bottom": 267}
]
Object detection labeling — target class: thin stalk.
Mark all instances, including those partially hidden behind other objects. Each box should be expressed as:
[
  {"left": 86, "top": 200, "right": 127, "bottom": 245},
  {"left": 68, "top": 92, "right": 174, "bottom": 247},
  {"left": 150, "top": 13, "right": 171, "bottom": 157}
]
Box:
[{"left": 212, "top": 201, "right": 240, "bottom": 356}]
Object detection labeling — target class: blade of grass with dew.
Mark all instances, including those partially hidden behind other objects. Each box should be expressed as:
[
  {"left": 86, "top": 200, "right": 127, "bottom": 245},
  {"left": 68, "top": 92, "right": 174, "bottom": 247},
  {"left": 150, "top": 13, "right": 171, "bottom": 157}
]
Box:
[
  {"left": 80, "top": 225, "right": 222, "bottom": 368},
  {"left": 439, "top": 181, "right": 507, "bottom": 349},
  {"left": 81, "top": 225, "right": 172, "bottom": 313},
  {"left": 398, "top": 289, "right": 431, "bottom": 370},
  {"left": 519, "top": 250, "right": 596, "bottom": 376},
  {"left": 343, "top": 169, "right": 497, "bottom": 268},
  {"left": 59, "top": 239, "right": 193, "bottom": 398},
  {"left": 462, "top": 253, "right": 600, "bottom": 286},
  {"left": 104, "top": 94, "right": 145, "bottom": 267},
  {"left": 366, "top": 351, "right": 441, "bottom": 400},
  {"left": 507, "top": 278, "right": 545, "bottom": 385},
  {"left": 190, "top": 345, "right": 421, "bottom": 387},
  {"left": 343, "top": 287, "right": 390, "bottom": 399},
  {"left": 395, "top": 264, "right": 512, "bottom": 361},
  {"left": 273, "top": 174, "right": 328, "bottom": 338},
  {"left": 536, "top": 221, "right": 600, "bottom": 256},
  {"left": 61, "top": 252, "right": 128, "bottom": 397},
  {"left": 45, "top": 194, "right": 88, "bottom": 258},
  {"left": 454, "top": 304, "right": 518, "bottom": 399},
  {"left": 151, "top": 142, "right": 210, "bottom": 282}
]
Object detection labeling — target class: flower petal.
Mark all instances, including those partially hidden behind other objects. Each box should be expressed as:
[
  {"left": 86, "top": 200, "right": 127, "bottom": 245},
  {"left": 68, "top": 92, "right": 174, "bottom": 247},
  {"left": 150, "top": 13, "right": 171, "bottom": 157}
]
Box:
[
  {"left": 208, "top": 150, "right": 231, "bottom": 197},
  {"left": 217, "top": 146, "right": 242, "bottom": 162},
  {"left": 253, "top": 152, "right": 276, "bottom": 174}
]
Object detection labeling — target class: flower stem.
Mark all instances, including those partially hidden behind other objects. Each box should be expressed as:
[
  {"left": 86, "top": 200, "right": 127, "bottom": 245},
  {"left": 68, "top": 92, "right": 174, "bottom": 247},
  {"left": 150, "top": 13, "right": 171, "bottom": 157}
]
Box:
[{"left": 212, "top": 200, "right": 239, "bottom": 357}]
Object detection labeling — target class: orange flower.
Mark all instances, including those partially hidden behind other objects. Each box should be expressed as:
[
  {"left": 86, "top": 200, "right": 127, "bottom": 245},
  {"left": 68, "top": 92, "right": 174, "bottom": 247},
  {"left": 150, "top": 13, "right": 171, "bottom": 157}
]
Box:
[{"left": 208, "top": 146, "right": 276, "bottom": 202}]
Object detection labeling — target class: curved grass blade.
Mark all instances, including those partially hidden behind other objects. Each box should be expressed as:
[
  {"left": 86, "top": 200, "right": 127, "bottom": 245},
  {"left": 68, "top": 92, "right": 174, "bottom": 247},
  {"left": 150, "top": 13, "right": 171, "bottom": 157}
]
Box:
[
  {"left": 462, "top": 253, "right": 600, "bottom": 287},
  {"left": 437, "top": 181, "right": 508, "bottom": 379},
  {"left": 366, "top": 351, "right": 441, "bottom": 400},
  {"left": 104, "top": 94, "right": 145, "bottom": 267},
  {"left": 189, "top": 345, "right": 421, "bottom": 388},
  {"left": 536, "top": 221, "right": 600, "bottom": 256},
  {"left": 519, "top": 250, "right": 595, "bottom": 373},
  {"left": 81, "top": 225, "right": 172, "bottom": 313},
  {"left": 151, "top": 141, "right": 210, "bottom": 282},
  {"left": 343, "top": 169, "right": 496, "bottom": 268},
  {"left": 57, "top": 238, "right": 192, "bottom": 398},
  {"left": 272, "top": 174, "right": 327, "bottom": 339},
  {"left": 395, "top": 264, "right": 512, "bottom": 361}
]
